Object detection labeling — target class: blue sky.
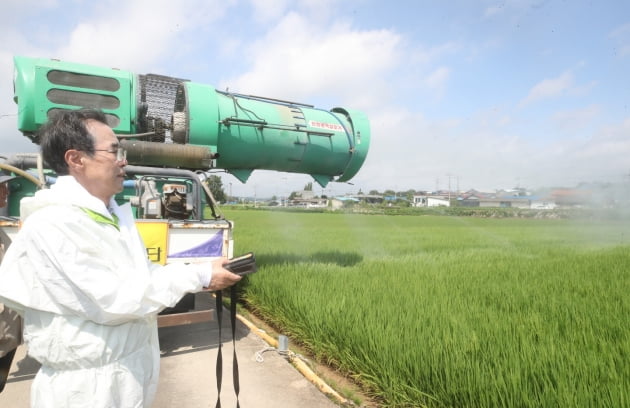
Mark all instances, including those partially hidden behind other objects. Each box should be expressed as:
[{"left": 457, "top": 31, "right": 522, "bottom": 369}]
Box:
[{"left": 1, "top": 0, "right": 629, "bottom": 198}]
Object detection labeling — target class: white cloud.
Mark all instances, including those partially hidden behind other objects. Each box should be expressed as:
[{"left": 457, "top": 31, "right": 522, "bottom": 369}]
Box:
[
  {"left": 249, "top": 0, "right": 291, "bottom": 22},
  {"left": 55, "top": 0, "right": 231, "bottom": 71},
  {"left": 347, "top": 100, "right": 630, "bottom": 194},
  {"left": 424, "top": 66, "right": 450, "bottom": 92},
  {"left": 248, "top": 0, "right": 342, "bottom": 24},
  {"left": 520, "top": 71, "right": 574, "bottom": 106},
  {"left": 483, "top": 0, "right": 548, "bottom": 19},
  {"left": 220, "top": 12, "right": 402, "bottom": 108},
  {"left": 551, "top": 104, "right": 601, "bottom": 133},
  {"left": 483, "top": 5, "right": 504, "bottom": 18},
  {"left": 574, "top": 118, "right": 630, "bottom": 158},
  {"left": 609, "top": 22, "right": 630, "bottom": 57},
  {"left": 609, "top": 22, "right": 630, "bottom": 38},
  {"left": 0, "top": 0, "right": 58, "bottom": 19}
]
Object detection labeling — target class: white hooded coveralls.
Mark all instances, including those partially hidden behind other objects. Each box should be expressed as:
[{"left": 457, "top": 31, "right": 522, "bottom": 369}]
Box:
[{"left": 0, "top": 176, "right": 212, "bottom": 407}]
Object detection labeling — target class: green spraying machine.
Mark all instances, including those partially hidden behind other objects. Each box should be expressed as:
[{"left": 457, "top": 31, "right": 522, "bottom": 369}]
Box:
[{"left": 12, "top": 56, "right": 370, "bottom": 188}]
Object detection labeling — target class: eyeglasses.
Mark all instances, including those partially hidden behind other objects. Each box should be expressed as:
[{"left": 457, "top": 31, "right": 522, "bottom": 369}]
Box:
[{"left": 93, "top": 146, "right": 127, "bottom": 162}]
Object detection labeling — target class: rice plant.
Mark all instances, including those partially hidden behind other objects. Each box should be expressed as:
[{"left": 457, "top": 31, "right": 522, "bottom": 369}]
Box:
[{"left": 226, "top": 210, "right": 630, "bottom": 408}]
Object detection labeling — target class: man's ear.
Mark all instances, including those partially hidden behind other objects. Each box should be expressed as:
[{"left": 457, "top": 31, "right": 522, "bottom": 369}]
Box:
[{"left": 65, "top": 149, "right": 84, "bottom": 171}]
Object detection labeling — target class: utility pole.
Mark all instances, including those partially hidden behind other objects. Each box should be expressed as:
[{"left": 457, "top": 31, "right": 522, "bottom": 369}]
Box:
[{"left": 446, "top": 174, "right": 453, "bottom": 202}]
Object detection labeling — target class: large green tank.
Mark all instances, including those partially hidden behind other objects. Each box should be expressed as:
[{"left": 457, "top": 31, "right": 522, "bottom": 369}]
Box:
[{"left": 13, "top": 56, "right": 370, "bottom": 187}]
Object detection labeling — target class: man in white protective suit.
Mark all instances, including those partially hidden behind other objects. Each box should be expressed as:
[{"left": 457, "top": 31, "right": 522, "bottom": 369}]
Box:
[{"left": 0, "top": 108, "right": 241, "bottom": 407}]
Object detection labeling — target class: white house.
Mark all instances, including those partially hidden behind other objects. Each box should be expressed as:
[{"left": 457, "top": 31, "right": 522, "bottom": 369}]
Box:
[{"left": 413, "top": 195, "right": 450, "bottom": 207}]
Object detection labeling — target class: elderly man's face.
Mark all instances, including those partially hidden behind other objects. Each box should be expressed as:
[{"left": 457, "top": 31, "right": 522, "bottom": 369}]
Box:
[
  {"left": 0, "top": 182, "right": 8, "bottom": 208},
  {"left": 79, "top": 119, "right": 127, "bottom": 204}
]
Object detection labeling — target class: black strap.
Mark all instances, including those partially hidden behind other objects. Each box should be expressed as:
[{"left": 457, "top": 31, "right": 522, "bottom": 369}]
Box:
[
  {"left": 230, "top": 287, "right": 240, "bottom": 407},
  {"left": 215, "top": 287, "right": 240, "bottom": 408},
  {"left": 0, "top": 347, "right": 17, "bottom": 393},
  {"left": 215, "top": 290, "right": 223, "bottom": 408}
]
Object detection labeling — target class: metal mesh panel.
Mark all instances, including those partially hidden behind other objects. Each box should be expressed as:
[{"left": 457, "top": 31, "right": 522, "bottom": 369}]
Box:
[
  {"left": 136, "top": 74, "right": 187, "bottom": 142},
  {"left": 137, "top": 74, "right": 186, "bottom": 124}
]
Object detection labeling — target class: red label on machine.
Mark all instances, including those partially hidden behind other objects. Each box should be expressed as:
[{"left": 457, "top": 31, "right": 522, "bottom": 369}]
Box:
[{"left": 309, "top": 120, "right": 344, "bottom": 132}]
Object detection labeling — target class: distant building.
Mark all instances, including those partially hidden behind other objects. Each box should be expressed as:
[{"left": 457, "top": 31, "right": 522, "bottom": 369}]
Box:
[
  {"left": 289, "top": 197, "right": 328, "bottom": 208},
  {"left": 458, "top": 193, "right": 485, "bottom": 207},
  {"left": 330, "top": 196, "right": 359, "bottom": 210},
  {"left": 455, "top": 187, "right": 562, "bottom": 209},
  {"left": 413, "top": 195, "right": 450, "bottom": 207},
  {"left": 299, "top": 190, "right": 316, "bottom": 200},
  {"left": 477, "top": 197, "right": 530, "bottom": 209},
  {"left": 551, "top": 188, "right": 592, "bottom": 208}
]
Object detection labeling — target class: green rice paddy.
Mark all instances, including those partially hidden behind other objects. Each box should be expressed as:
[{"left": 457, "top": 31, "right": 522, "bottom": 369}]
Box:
[{"left": 224, "top": 209, "right": 629, "bottom": 408}]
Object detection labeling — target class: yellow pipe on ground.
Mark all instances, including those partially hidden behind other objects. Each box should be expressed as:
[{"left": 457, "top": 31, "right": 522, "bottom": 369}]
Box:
[
  {"left": 235, "top": 313, "right": 351, "bottom": 406},
  {"left": 236, "top": 313, "right": 278, "bottom": 347}
]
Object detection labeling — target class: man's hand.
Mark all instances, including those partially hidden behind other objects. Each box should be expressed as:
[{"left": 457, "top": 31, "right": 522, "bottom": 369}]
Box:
[{"left": 206, "top": 258, "right": 242, "bottom": 291}]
